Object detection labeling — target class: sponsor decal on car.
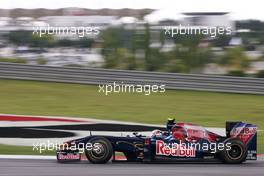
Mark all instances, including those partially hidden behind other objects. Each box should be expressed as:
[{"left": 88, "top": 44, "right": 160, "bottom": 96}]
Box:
[
  {"left": 230, "top": 125, "right": 257, "bottom": 144},
  {"left": 57, "top": 153, "right": 80, "bottom": 160},
  {"left": 156, "top": 140, "right": 196, "bottom": 157}
]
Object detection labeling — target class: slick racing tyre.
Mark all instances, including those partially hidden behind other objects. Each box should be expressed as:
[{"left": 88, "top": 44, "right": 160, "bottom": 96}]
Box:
[
  {"left": 85, "top": 137, "right": 113, "bottom": 164},
  {"left": 220, "top": 138, "right": 247, "bottom": 164}
]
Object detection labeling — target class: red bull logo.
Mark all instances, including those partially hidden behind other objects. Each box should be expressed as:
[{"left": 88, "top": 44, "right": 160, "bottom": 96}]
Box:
[{"left": 156, "top": 140, "right": 195, "bottom": 157}]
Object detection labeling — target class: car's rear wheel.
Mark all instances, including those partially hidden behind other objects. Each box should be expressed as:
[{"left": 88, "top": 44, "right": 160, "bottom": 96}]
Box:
[
  {"left": 220, "top": 138, "right": 247, "bottom": 164},
  {"left": 85, "top": 137, "right": 113, "bottom": 164}
]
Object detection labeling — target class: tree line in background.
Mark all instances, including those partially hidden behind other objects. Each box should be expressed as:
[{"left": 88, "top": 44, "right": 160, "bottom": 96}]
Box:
[
  {"left": 100, "top": 24, "right": 263, "bottom": 77},
  {"left": 3, "top": 20, "right": 264, "bottom": 77},
  {"left": 6, "top": 31, "right": 94, "bottom": 48}
]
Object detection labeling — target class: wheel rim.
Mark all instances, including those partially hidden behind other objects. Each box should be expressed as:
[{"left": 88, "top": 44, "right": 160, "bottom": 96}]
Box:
[
  {"left": 227, "top": 144, "right": 243, "bottom": 160},
  {"left": 91, "top": 142, "right": 106, "bottom": 159}
]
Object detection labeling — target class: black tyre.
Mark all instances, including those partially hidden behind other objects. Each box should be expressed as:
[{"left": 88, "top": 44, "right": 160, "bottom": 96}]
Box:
[
  {"left": 85, "top": 137, "right": 113, "bottom": 164},
  {"left": 220, "top": 138, "right": 247, "bottom": 164}
]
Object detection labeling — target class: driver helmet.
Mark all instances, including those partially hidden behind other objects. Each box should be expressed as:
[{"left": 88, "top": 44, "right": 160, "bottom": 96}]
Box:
[{"left": 151, "top": 129, "right": 163, "bottom": 138}]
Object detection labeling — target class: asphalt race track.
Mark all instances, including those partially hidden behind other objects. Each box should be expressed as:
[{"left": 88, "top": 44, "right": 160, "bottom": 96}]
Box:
[{"left": 0, "top": 159, "right": 263, "bottom": 176}]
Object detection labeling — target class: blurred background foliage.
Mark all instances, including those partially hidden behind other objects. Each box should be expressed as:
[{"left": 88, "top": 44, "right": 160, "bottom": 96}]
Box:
[{"left": 3, "top": 20, "right": 264, "bottom": 77}]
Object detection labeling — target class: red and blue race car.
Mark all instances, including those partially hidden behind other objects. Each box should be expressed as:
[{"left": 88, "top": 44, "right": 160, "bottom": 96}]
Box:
[{"left": 56, "top": 119, "right": 257, "bottom": 164}]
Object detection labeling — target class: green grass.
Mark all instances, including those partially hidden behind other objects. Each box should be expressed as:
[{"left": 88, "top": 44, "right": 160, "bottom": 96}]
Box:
[
  {"left": 0, "top": 79, "right": 263, "bottom": 129},
  {"left": 0, "top": 144, "right": 55, "bottom": 155},
  {"left": 259, "top": 132, "right": 264, "bottom": 154},
  {"left": 0, "top": 58, "right": 27, "bottom": 64},
  {"left": 0, "top": 79, "right": 263, "bottom": 154}
]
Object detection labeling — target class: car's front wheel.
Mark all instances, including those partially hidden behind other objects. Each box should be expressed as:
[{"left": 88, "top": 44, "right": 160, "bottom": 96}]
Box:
[{"left": 85, "top": 137, "right": 113, "bottom": 164}]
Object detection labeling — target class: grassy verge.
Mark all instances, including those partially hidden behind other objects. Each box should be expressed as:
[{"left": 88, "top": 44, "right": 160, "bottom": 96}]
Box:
[
  {"left": 0, "top": 58, "right": 27, "bottom": 64},
  {"left": 259, "top": 132, "right": 264, "bottom": 154},
  {"left": 0, "top": 79, "right": 263, "bottom": 129},
  {"left": 0, "top": 79, "right": 263, "bottom": 154},
  {"left": 0, "top": 144, "right": 55, "bottom": 155}
]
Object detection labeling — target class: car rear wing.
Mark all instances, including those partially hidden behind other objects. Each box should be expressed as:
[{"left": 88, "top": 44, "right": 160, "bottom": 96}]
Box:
[{"left": 226, "top": 121, "right": 257, "bottom": 160}]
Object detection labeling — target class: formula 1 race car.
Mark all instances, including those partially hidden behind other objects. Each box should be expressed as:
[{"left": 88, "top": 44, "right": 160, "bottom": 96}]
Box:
[{"left": 56, "top": 119, "right": 257, "bottom": 164}]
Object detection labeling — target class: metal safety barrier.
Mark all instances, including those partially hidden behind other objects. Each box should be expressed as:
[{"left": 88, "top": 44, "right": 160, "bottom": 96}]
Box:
[{"left": 0, "top": 62, "right": 264, "bottom": 94}]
